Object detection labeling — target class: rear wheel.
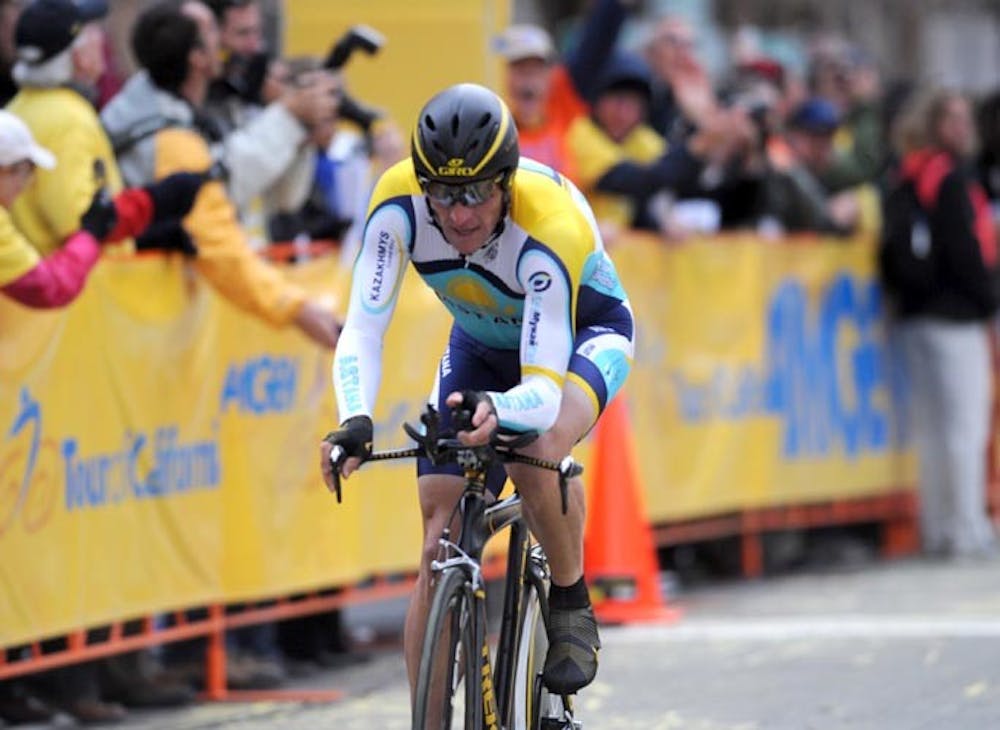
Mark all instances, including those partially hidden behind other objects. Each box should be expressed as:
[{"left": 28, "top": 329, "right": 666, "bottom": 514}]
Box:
[
  {"left": 413, "top": 567, "right": 482, "bottom": 729},
  {"left": 511, "top": 548, "right": 561, "bottom": 729}
]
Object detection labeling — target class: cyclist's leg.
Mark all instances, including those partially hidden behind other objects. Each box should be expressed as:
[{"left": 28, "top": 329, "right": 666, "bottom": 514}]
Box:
[
  {"left": 505, "top": 321, "right": 633, "bottom": 694},
  {"left": 406, "top": 326, "right": 517, "bottom": 698}
]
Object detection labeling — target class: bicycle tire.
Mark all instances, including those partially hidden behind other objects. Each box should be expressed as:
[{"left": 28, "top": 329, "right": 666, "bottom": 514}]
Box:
[
  {"left": 511, "top": 553, "right": 560, "bottom": 730},
  {"left": 413, "top": 567, "right": 482, "bottom": 729}
]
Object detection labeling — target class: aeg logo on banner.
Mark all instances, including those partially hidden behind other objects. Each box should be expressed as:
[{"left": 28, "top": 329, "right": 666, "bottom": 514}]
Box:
[{"left": 220, "top": 356, "right": 300, "bottom": 414}]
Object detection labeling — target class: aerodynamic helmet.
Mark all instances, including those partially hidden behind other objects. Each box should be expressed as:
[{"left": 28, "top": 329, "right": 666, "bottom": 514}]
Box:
[{"left": 411, "top": 83, "right": 519, "bottom": 191}]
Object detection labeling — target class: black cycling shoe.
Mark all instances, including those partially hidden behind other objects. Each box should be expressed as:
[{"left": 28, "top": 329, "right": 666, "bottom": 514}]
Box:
[{"left": 542, "top": 603, "right": 601, "bottom": 695}]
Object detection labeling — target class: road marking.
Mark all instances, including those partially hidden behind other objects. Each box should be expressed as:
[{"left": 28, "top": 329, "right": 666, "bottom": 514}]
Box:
[{"left": 602, "top": 615, "right": 1000, "bottom": 642}]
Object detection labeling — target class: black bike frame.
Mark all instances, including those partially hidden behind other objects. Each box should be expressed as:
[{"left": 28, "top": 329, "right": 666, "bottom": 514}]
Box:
[{"left": 447, "top": 476, "right": 545, "bottom": 729}]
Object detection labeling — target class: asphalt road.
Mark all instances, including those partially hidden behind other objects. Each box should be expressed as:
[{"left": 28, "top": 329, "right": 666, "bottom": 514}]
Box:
[{"left": 15, "top": 554, "right": 1000, "bottom": 729}]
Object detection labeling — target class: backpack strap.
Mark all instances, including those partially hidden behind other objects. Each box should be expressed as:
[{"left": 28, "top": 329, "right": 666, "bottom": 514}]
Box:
[{"left": 912, "top": 152, "right": 953, "bottom": 210}]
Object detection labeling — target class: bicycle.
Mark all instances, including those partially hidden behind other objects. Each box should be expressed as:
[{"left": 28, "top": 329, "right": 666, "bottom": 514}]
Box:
[{"left": 329, "top": 405, "right": 585, "bottom": 729}]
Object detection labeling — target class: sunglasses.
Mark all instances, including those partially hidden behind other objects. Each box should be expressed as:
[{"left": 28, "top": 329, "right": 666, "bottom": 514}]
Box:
[{"left": 420, "top": 177, "right": 500, "bottom": 207}]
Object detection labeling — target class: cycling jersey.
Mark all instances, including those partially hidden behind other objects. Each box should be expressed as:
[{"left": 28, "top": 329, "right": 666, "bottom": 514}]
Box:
[{"left": 333, "top": 156, "right": 634, "bottom": 433}]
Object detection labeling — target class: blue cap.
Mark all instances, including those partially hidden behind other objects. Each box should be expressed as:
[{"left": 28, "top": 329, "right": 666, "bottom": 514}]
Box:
[
  {"left": 594, "top": 51, "right": 653, "bottom": 99},
  {"left": 15, "top": 0, "right": 108, "bottom": 65},
  {"left": 788, "top": 97, "right": 840, "bottom": 135}
]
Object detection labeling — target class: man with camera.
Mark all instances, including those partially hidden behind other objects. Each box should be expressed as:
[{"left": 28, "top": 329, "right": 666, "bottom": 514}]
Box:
[
  {"left": 203, "top": 0, "right": 339, "bottom": 240},
  {"left": 101, "top": 0, "right": 340, "bottom": 348}
]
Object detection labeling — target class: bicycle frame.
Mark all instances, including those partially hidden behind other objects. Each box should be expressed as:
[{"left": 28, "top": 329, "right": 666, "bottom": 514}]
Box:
[{"left": 432, "top": 475, "right": 549, "bottom": 729}]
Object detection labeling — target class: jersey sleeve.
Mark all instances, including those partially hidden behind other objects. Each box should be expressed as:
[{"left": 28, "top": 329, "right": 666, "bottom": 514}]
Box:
[
  {"left": 332, "top": 161, "right": 420, "bottom": 423},
  {"left": 489, "top": 236, "right": 581, "bottom": 433}
]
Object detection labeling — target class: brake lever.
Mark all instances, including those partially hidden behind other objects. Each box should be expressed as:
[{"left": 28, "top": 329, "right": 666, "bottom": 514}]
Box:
[
  {"left": 329, "top": 445, "right": 344, "bottom": 503},
  {"left": 556, "top": 456, "right": 582, "bottom": 515}
]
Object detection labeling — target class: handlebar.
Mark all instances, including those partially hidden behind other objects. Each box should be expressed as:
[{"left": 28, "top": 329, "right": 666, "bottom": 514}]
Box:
[{"left": 328, "top": 406, "right": 584, "bottom": 514}]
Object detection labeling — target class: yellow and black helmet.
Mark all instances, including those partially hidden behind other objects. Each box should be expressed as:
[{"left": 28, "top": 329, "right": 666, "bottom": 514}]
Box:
[{"left": 411, "top": 83, "right": 519, "bottom": 188}]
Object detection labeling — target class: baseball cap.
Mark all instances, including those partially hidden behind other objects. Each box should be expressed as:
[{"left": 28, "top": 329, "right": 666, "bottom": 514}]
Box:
[
  {"left": 594, "top": 51, "right": 653, "bottom": 100},
  {"left": 15, "top": 0, "right": 109, "bottom": 65},
  {"left": 0, "top": 111, "right": 56, "bottom": 169},
  {"left": 492, "top": 24, "right": 555, "bottom": 63},
  {"left": 788, "top": 97, "right": 841, "bottom": 135}
]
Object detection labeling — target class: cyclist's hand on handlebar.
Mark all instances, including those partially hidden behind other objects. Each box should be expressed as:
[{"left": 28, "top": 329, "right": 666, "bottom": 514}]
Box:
[
  {"left": 445, "top": 390, "right": 497, "bottom": 447},
  {"left": 320, "top": 416, "right": 373, "bottom": 488}
]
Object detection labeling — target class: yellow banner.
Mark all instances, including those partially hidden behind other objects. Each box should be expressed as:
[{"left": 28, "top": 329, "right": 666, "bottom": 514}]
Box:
[
  {"left": 0, "top": 232, "right": 914, "bottom": 646},
  {"left": 0, "top": 256, "right": 448, "bottom": 645},
  {"left": 617, "top": 232, "right": 915, "bottom": 522}
]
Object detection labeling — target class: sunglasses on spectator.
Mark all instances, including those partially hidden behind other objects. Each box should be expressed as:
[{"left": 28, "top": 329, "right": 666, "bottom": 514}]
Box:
[
  {"left": 0, "top": 160, "right": 36, "bottom": 176},
  {"left": 420, "top": 177, "right": 500, "bottom": 207}
]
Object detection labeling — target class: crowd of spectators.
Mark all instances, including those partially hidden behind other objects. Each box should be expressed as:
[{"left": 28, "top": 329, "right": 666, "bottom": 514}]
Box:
[{"left": 1, "top": 0, "right": 998, "bottom": 724}]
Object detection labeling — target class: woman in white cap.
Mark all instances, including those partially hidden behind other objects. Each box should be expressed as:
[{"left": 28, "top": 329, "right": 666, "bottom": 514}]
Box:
[{"left": 0, "top": 109, "right": 206, "bottom": 308}]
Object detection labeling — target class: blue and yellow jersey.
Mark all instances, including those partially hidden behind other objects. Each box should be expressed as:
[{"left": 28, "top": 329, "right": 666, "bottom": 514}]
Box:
[{"left": 333, "top": 156, "right": 632, "bottom": 433}]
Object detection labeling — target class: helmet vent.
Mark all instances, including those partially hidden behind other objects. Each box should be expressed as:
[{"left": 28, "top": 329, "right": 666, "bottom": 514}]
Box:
[
  {"left": 451, "top": 114, "right": 461, "bottom": 136},
  {"left": 477, "top": 112, "right": 492, "bottom": 128},
  {"left": 423, "top": 115, "right": 436, "bottom": 131}
]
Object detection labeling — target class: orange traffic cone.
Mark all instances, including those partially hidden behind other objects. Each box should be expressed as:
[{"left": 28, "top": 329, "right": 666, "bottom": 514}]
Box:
[{"left": 584, "top": 396, "right": 680, "bottom": 624}]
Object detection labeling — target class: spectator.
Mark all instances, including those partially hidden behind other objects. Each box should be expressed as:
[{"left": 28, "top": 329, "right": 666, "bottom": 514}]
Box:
[
  {"left": 101, "top": 0, "right": 341, "bottom": 348},
  {"left": 267, "top": 55, "right": 406, "bottom": 265},
  {"left": 7, "top": 0, "right": 120, "bottom": 256},
  {"left": 880, "top": 89, "right": 999, "bottom": 559},
  {"left": 493, "top": 2, "right": 629, "bottom": 180},
  {"left": 493, "top": 24, "right": 583, "bottom": 179},
  {"left": 760, "top": 97, "right": 879, "bottom": 237},
  {"left": 810, "top": 46, "right": 886, "bottom": 192},
  {"left": 641, "top": 14, "right": 718, "bottom": 142},
  {"left": 0, "top": 109, "right": 205, "bottom": 308},
  {"left": 565, "top": 51, "right": 752, "bottom": 239},
  {"left": 202, "top": 0, "right": 338, "bottom": 246}
]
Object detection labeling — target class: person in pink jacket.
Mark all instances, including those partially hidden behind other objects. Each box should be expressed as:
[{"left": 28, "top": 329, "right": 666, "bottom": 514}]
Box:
[{"left": 0, "top": 109, "right": 204, "bottom": 308}]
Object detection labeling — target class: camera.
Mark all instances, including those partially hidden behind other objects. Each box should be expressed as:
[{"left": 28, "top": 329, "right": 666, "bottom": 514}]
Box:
[
  {"left": 323, "top": 25, "right": 384, "bottom": 70},
  {"left": 218, "top": 50, "right": 271, "bottom": 105},
  {"left": 323, "top": 25, "right": 386, "bottom": 133}
]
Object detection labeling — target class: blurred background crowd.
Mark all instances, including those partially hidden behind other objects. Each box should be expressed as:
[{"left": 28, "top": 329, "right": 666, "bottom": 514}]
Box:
[{"left": 1, "top": 0, "right": 999, "bottom": 724}]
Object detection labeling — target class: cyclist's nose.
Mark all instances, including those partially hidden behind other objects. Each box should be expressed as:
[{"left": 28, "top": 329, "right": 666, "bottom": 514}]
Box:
[{"left": 446, "top": 203, "right": 477, "bottom": 227}]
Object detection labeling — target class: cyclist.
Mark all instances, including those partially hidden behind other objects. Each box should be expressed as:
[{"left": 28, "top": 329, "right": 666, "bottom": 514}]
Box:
[{"left": 320, "top": 83, "right": 634, "bottom": 698}]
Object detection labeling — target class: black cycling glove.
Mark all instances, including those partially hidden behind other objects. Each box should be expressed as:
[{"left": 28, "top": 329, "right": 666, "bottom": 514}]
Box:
[
  {"left": 80, "top": 188, "right": 118, "bottom": 241},
  {"left": 451, "top": 390, "right": 497, "bottom": 433},
  {"left": 323, "top": 415, "right": 374, "bottom": 464}
]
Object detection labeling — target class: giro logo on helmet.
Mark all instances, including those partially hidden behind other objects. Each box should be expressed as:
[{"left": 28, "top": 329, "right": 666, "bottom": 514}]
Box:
[{"left": 437, "top": 157, "right": 476, "bottom": 177}]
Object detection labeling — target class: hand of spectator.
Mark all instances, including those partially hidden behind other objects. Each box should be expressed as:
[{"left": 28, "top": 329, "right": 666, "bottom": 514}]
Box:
[
  {"left": 370, "top": 121, "right": 406, "bottom": 176},
  {"left": 294, "top": 298, "right": 342, "bottom": 349},
  {"left": 666, "top": 52, "right": 717, "bottom": 126},
  {"left": 145, "top": 171, "right": 208, "bottom": 222},
  {"left": 827, "top": 190, "right": 861, "bottom": 230},
  {"left": 79, "top": 188, "right": 118, "bottom": 242},
  {"left": 134, "top": 221, "right": 198, "bottom": 257},
  {"left": 282, "top": 71, "right": 340, "bottom": 130}
]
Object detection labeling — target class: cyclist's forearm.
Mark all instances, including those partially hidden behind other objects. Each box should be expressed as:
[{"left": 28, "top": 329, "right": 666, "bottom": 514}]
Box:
[
  {"left": 490, "top": 374, "right": 563, "bottom": 432},
  {"left": 333, "top": 326, "right": 383, "bottom": 421}
]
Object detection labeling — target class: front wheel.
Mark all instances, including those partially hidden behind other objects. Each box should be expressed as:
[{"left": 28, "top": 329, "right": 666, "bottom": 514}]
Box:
[{"left": 413, "top": 567, "right": 483, "bottom": 730}]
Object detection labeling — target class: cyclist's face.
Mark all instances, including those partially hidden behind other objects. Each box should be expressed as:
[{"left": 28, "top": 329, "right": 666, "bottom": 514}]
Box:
[{"left": 428, "top": 185, "right": 504, "bottom": 255}]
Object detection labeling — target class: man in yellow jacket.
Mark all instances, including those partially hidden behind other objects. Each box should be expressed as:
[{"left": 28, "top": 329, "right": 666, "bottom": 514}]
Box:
[
  {"left": 8, "top": 0, "right": 127, "bottom": 256},
  {"left": 102, "top": 2, "right": 340, "bottom": 345}
]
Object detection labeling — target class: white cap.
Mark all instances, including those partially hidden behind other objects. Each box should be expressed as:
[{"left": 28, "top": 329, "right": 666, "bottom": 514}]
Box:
[
  {"left": 0, "top": 111, "right": 55, "bottom": 169},
  {"left": 492, "top": 24, "right": 555, "bottom": 63}
]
